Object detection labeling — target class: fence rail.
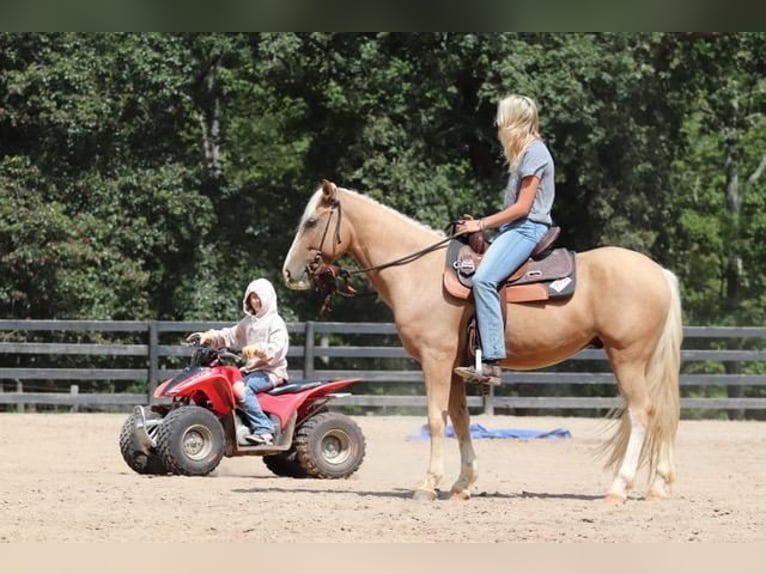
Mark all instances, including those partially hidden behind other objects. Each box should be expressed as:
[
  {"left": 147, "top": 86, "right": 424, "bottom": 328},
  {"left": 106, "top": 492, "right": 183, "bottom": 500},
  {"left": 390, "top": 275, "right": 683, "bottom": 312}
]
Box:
[{"left": 1, "top": 320, "right": 765, "bottom": 415}]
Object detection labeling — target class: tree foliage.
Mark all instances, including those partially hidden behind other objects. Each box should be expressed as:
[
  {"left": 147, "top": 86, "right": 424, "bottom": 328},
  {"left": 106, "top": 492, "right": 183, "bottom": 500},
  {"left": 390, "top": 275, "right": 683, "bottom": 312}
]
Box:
[{"left": 1, "top": 32, "right": 764, "bottom": 327}]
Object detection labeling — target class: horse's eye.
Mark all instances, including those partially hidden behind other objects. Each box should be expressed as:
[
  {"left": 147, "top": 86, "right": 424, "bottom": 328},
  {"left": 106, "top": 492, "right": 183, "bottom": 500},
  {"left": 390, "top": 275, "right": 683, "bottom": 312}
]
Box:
[{"left": 304, "top": 218, "right": 318, "bottom": 229}]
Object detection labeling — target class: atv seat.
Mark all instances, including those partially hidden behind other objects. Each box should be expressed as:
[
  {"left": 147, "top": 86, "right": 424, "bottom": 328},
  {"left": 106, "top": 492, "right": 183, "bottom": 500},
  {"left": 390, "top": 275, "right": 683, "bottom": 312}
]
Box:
[{"left": 267, "top": 380, "right": 324, "bottom": 395}]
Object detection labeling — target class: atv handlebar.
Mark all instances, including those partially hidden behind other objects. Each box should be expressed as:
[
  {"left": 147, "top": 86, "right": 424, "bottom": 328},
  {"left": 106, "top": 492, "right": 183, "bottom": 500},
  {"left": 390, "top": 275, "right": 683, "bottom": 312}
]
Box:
[
  {"left": 186, "top": 336, "right": 244, "bottom": 367},
  {"left": 217, "top": 348, "right": 243, "bottom": 362}
]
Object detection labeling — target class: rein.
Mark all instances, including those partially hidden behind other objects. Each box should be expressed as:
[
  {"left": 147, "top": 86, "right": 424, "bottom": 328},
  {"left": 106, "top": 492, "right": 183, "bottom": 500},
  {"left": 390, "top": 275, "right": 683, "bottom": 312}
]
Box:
[{"left": 308, "top": 199, "right": 460, "bottom": 313}]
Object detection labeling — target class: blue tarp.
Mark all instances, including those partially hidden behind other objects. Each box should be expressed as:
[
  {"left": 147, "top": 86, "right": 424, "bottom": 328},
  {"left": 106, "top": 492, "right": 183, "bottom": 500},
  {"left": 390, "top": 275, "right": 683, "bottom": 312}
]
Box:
[{"left": 409, "top": 423, "right": 572, "bottom": 440}]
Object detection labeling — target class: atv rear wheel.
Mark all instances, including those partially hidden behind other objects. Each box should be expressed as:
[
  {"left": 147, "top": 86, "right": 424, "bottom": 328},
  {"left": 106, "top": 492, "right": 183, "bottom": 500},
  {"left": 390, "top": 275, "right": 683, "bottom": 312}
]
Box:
[
  {"left": 263, "top": 447, "right": 308, "bottom": 478},
  {"left": 155, "top": 406, "right": 225, "bottom": 476},
  {"left": 294, "top": 412, "right": 365, "bottom": 479},
  {"left": 119, "top": 411, "right": 167, "bottom": 475}
]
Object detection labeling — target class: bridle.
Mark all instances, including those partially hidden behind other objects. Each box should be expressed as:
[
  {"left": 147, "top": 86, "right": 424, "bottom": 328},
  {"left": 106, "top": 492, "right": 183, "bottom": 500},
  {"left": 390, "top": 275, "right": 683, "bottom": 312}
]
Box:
[
  {"left": 306, "top": 198, "right": 356, "bottom": 314},
  {"left": 306, "top": 197, "right": 459, "bottom": 313}
]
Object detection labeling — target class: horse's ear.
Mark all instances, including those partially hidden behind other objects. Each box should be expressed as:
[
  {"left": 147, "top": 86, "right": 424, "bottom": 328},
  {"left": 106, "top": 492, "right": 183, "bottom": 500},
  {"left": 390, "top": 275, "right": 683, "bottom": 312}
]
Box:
[{"left": 321, "top": 179, "right": 337, "bottom": 203}]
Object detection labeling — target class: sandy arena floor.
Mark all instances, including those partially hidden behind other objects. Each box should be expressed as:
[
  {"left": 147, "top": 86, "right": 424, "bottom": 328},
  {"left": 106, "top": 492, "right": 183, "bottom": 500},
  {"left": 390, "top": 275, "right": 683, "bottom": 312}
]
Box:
[{"left": 0, "top": 412, "right": 764, "bottom": 542}]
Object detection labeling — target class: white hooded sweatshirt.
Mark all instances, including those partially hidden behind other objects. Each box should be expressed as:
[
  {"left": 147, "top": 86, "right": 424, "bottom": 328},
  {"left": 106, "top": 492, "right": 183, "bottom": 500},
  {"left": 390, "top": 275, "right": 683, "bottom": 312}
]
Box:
[{"left": 206, "top": 278, "right": 289, "bottom": 384}]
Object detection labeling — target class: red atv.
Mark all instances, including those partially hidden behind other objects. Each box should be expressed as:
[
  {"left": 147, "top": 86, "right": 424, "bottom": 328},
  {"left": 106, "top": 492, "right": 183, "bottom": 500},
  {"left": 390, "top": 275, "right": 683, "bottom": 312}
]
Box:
[{"left": 119, "top": 344, "right": 366, "bottom": 479}]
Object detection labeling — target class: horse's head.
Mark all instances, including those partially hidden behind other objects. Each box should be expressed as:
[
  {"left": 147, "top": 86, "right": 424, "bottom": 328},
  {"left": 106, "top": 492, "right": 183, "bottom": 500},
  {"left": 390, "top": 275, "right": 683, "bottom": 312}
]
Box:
[{"left": 282, "top": 179, "right": 352, "bottom": 290}]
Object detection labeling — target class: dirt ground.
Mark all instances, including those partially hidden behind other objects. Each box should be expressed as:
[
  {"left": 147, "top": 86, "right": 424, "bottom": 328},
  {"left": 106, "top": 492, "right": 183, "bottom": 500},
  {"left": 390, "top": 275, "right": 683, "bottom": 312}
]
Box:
[{"left": 0, "top": 412, "right": 764, "bottom": 543}]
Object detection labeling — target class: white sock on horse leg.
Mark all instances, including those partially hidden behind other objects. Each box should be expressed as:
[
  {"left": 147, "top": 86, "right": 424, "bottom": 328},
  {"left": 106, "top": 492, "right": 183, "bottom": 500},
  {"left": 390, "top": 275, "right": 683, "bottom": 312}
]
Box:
[{"left": 610, "top": 409, "right": 647, "bottom": 497}]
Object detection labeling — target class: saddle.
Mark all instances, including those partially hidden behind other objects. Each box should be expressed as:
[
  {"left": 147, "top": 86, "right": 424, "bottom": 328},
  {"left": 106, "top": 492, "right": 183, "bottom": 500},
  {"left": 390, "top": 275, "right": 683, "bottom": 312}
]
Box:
[{"left": 443, "top": 226, "right": 576, "bottom": 304}]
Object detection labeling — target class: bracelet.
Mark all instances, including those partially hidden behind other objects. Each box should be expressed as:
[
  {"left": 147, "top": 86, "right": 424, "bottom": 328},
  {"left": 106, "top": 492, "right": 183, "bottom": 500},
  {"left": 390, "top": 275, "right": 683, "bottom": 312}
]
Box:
[{"left": 479, "top": 218, "right": 485, "bottom": 231}]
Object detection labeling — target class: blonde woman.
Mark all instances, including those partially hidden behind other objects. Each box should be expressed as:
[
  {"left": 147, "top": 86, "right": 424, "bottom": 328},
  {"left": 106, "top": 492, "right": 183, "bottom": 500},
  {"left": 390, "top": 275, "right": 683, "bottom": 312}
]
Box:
[{"left": 454, "top": 95, "right": 556, "bottom": 386}]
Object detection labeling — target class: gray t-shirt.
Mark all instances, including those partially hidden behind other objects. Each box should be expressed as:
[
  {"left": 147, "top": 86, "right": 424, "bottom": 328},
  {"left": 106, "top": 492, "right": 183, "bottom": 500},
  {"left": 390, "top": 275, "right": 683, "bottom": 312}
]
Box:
[{"left": 501, "top": 139, "right": 555, "bottom": 226}]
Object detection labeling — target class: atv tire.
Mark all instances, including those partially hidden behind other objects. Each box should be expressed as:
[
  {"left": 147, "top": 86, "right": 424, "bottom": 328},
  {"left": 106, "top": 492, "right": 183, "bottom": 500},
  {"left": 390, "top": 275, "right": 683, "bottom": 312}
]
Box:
[
  {"left": 155, "top": 406, "right": 225, "bottom": 476},
  {"left": 294, "top": 412, "right": 366, "bottom": 479},
  {"left": 263, "top": 447, "right": 308, "bottom": 478},
  {"left": 119, "top": 411, "right": 167, "bottom": 475}
]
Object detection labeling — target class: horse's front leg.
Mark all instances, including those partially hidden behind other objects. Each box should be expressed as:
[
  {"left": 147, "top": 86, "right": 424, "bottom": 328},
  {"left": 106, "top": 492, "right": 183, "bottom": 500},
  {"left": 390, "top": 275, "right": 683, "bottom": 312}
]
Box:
[
  {"left": 447, "top": 374, "right": 478, "bottom": 500},
  {"left": 413, "top": 359, "right": 452, "bottom": 501}
]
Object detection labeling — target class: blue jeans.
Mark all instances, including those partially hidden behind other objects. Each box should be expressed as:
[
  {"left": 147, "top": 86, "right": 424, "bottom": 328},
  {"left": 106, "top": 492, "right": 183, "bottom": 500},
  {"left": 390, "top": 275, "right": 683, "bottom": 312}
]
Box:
[
  {"left": 473, "top": 219, "right": 550, "bottom": 361},
  {"left": 239, "top": 371, "right": 276, "bottom": 434}
]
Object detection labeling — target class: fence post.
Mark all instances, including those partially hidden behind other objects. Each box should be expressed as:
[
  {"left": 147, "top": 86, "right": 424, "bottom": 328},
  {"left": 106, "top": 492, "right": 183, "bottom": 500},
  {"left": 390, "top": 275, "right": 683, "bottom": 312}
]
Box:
[
  {"left": 303, "top": 321, "right": 315, "bottom": 380},
  {"left": 482, "top": 384, "right": 495, "bottom": 415},
  {"left": 148, "top": 320, "right": 159, "bottom": 402},
  {"left": 16, "top": 380, "right": 24, "bottom": 413},
  {"left": 70, "top": 384, "right": 79, "bottom": 413}
]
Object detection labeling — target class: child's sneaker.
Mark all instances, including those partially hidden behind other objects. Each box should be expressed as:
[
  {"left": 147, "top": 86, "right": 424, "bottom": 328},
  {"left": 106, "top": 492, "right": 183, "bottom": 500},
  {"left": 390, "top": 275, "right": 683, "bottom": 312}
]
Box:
[{"left": 245, "top": 432, "right": 274, "bottom": 446}]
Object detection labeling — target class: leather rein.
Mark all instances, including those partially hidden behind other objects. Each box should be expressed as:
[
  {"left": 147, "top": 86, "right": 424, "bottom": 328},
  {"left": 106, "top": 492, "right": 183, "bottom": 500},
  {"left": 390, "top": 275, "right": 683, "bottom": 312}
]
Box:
[{"left": 307, "top": 198, "right": 458, "bottom": 313}]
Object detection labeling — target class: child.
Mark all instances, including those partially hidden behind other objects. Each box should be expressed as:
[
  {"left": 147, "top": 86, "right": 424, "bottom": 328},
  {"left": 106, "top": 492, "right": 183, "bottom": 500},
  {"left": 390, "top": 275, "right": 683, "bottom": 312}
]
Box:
[{"left": 188, "top": 278, "right": 289, "bottom": 445}]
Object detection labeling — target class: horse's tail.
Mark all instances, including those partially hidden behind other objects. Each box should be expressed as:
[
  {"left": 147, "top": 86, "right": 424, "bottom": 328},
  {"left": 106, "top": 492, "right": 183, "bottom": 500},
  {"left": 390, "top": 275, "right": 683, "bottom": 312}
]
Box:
[
  {"left": 642, "top": 269, "right": 682, "bottom": 483},
  {"left": 605, "top": 268, "right": 682, "bottom": 483}
]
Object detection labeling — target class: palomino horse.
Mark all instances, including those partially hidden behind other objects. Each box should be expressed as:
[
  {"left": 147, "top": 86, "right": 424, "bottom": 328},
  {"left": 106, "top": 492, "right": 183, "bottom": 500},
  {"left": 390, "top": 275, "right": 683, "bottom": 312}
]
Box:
[{"left": 282, "top": 180, "right": 682, "bottom": 504}]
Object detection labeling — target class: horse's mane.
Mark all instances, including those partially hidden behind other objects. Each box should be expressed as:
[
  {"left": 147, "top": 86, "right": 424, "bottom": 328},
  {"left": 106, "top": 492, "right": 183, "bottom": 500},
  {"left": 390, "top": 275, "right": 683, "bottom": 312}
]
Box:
[{"left": 303, "top": 184, "right": 445, "bottom": 237}]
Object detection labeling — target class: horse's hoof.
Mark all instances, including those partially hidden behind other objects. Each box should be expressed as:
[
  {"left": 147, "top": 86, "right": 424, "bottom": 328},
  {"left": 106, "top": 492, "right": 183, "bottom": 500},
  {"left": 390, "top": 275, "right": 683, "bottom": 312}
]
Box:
[
  {"left": 604, "top": 492, "right": 626, "bottom": 506},
  {"left": 646, "top": 485, "right": 670, "bottom": 501},
  {"left": 412, "top": 489, "right": 438, "bottom": 501},
  {"left": 449, "top": 488, "right": 471, "bottom": 501}
]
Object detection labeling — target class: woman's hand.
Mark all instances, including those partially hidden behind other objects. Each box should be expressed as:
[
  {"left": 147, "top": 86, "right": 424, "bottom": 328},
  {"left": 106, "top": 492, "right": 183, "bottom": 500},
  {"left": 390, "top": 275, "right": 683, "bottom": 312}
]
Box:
[{"left": 455, "top": 214, "right": 485, "bottom": 235}]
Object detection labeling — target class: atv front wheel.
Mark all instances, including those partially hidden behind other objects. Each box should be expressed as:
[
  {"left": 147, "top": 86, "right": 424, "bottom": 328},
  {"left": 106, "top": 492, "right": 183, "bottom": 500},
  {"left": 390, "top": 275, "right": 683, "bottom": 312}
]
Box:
[
  {"left": 119, "top": 410, "right": 167, "bottom": 475},
  {"left": 155, "top": 406, "right": 224, "bottom": 476},
  {"left": 294, "top": 412, "right": 366, "bottom": 479}
]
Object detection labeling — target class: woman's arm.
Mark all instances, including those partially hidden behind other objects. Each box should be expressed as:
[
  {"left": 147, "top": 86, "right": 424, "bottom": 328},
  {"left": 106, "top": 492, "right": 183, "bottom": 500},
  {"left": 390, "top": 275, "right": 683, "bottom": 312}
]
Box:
[{"left": 457, "top": 175, "right": 540, "bottom": 234}]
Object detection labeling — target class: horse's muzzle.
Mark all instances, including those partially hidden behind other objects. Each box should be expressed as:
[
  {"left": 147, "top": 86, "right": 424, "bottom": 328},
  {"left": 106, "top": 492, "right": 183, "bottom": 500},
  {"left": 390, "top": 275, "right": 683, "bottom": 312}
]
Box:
[{"left": 282, "top": 268, "right": 312, "bottom": 291}]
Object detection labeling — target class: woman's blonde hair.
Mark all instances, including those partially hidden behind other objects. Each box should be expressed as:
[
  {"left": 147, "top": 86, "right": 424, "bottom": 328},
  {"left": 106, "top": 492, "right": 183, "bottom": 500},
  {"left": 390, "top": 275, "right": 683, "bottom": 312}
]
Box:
[{"left": 495, "top": 94, "right": 540, "bottom": 172}]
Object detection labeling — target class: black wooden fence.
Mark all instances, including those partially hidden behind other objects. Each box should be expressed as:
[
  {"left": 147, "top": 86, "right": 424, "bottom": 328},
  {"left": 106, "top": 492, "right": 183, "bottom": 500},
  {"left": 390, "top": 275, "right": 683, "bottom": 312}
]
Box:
[{"left": 1, "top": 319, "right": 765, "bottom": 416}]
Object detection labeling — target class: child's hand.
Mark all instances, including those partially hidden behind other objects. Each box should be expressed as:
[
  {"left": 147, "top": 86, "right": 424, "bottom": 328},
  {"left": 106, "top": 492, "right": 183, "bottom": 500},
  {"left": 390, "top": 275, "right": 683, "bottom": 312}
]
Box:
[
  {"left": 186, "top": 331, "right": 214, "bottom": 345},
  {"left": 242, "top": 343, "right": 265, "bottom": 359}
]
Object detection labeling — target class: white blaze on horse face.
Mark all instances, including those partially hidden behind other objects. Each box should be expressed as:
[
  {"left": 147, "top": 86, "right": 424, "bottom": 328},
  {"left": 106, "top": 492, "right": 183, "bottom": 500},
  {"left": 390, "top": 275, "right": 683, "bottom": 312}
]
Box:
[{"left": 282, "top": 188, "right": 324, "bottom": 290}]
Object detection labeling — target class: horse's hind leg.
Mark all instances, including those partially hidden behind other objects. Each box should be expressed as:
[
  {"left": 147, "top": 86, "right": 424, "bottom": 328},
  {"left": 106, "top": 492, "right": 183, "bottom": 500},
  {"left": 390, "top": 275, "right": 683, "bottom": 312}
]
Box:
[
  {"left": 646, "top": 441, "right": 674, "bottom": 500},
  {"left": 447, "top": 375, "right": 477, "bottom": 500},
  {"left": 605, "top": 360, "right": 652, "bottom": 505}
]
